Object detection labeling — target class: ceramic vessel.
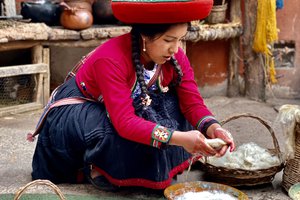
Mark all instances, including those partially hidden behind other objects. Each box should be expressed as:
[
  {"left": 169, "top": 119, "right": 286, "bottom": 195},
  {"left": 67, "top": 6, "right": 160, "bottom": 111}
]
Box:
[
  {"left": 164, "top": 181, "right": 249, "bottom": 200},
  {"left": 289, "top": 183, "right": 300, "bottom": 200},
  {"left": 60, "top": 1, "right": 93, "bottom": 30}
]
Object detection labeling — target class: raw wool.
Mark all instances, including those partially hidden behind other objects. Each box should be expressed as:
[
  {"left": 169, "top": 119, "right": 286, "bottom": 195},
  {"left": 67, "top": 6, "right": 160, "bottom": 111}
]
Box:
[
  {"left": 175, "top": 190, "right": 237, "bottom": 200},
  {"left": 276, "top": 104, "right": 300, "bottom": 160},
  {"left": 205, "top": 138, "right": 227, "bottom": 149},
  {"left": 207, "top": 142, "right": 280, "bottom": 170}
]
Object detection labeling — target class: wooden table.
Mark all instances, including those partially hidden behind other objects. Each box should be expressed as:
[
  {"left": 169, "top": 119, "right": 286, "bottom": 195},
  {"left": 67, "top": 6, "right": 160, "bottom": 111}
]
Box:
[{"left": 0, "top": 20, "right": 242, "bottom": 117}]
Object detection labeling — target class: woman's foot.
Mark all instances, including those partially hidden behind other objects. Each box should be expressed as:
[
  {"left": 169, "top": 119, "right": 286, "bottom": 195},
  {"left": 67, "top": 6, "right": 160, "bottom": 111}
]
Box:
[
  {"left": 86, "top": 165, "right": 119, "bottom": 192},
  {"left": 90, "top": 167, "right": 102, "bottom": 179}
]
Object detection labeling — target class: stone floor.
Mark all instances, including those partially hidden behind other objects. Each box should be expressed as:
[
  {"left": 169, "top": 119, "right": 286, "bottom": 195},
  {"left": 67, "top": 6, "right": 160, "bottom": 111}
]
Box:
[{"left": 0, "top": 96, "right": 299, "bottom": 199}]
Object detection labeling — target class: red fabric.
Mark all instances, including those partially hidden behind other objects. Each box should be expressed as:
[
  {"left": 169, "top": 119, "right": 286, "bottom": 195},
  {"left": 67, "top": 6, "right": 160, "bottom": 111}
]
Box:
[
  {"left": 111, "top": 0, "right": 213, "bottom": 24},
  {"left": 75, "top": 33, "right": 214, "bottom": 147},
  {"left": 92, "top": 155, "right": 202, "bottom": 189}
]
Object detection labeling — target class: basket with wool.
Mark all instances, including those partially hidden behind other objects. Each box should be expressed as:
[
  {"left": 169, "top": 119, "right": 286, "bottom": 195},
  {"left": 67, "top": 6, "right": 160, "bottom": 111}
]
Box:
[
  {"left": 14, "top": 179, "right": 66, "bottom": 200},
  {"left": 198, "top": 113, "right": 285, "bottom": 187},
  {"left": 277, "top": 105, "right": 300, "bottom": 192}
]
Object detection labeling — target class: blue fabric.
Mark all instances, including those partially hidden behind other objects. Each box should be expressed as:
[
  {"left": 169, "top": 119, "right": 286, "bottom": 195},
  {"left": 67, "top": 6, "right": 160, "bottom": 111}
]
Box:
[
  {"left": 276, "top": 0, "right": 284, "bottom": 9},
  {"left": 32, "top": 77, "right": 192, "bottom": 186}
]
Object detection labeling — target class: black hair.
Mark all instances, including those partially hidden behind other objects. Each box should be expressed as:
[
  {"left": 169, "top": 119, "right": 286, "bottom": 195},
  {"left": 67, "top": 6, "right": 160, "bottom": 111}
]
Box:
[{"left": 131, "top": 23, "right": 186, "bottom": 101}]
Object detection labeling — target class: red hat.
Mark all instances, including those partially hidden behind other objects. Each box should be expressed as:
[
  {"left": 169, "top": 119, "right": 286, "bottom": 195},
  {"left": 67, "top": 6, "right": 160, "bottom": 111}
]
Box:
[{"left": 111, "top": 0, "right": 213, "bottom": 24}]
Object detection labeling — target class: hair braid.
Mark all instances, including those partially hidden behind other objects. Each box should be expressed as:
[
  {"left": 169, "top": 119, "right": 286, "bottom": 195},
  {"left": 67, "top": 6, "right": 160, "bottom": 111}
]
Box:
[
  {"left": 170, "top": 56, "right": 183, "bottom": 87},
  {"left": 131, "top": 29, "right": 149, "bottom": 100}
]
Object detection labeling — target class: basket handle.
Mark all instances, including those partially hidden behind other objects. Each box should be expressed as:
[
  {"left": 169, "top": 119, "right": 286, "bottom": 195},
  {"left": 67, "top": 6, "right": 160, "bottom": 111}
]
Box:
[
  {"left": 220, "top": 113, "right": 283, "bottom": 163},
  {"left": 14, "top": 179, "right": 66, "bottom": 200}
]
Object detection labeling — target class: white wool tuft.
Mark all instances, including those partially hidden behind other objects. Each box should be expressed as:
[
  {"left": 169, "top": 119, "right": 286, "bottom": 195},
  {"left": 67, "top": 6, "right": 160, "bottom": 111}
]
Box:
[
  {"left": 207, "top": 142, "right": 280, "bottom": 170},
  {"left": 276, "top": 104, "right": 300, "bottom": 160}
]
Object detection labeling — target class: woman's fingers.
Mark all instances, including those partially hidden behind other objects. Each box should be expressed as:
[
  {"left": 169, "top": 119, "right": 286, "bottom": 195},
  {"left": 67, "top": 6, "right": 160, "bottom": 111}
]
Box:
[
  {"left": 205, "top": 138, "right": 227, "bottom": 149},
  {"left": 215, "top": 145, "right": 229, "bottom": 157},
  {"left": 214, "top": 127, "right": 236, "bottom": 152},
  {"left": 195, "top": 133, "right": 217, "bottom": 156}
]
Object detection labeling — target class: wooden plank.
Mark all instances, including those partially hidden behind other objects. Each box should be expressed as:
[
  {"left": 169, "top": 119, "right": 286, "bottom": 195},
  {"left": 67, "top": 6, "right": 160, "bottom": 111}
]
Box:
[
  {"left": 0, "top": 63, "right": 48, "bottom": 78},
  {"left": 42, "top": 47, "right": 50, "bottom": 105},
  {"left": 0, "top": 41, "right": 40, "bottom": 51},
  {"left": 42, "top": 39, "right": 107, "bottom": 48},
  {"left": 0, "top": 102, "right": 43, "bottom": 117}
]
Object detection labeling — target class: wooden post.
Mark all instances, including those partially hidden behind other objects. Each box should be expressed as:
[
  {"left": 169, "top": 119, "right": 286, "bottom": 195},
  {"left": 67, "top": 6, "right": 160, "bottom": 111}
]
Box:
[
  {"left": 227, "top": 0, "right": 242, "bottom": 97},
  {"left": 31, "top": 45, "right": 44, "bottom": 104},
  {"left": 242, "top": 0, "right": 266, "bottom": 101},
  {"left": 3, "top": 0, "right": 16, "bottom": 17},
  {"left": 43, "top": 47, "right": 50, "bottom": 105}
]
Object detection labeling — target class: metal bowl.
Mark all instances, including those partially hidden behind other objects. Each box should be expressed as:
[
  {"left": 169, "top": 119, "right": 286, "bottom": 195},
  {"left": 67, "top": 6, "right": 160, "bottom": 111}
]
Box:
[
  {"left": 289, "top": 183, "right": 300, "bottom": 200},
  {"left": 164, "top": 181, "right": 249, "bottom": 200}
]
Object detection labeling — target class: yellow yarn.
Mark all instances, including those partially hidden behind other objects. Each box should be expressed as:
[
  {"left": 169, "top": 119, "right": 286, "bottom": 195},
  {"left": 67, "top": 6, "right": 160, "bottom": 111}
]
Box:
[
  {"left": 253, "top": 0, "right": 278, "bottom": 84},
  {"left": 268, "top": 56, "right": 277, "bottom": 84}
]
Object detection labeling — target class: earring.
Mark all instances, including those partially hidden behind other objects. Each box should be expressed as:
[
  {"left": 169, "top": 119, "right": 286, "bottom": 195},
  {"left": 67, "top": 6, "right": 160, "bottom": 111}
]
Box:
[{"left": 142, "top": 38, "right": 146, "bottom": 52}]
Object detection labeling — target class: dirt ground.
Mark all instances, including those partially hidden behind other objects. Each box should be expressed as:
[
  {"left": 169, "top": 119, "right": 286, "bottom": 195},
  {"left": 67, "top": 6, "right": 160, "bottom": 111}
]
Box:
[{"left": 0, "top": 96, "right": 299, "bottom": 199}]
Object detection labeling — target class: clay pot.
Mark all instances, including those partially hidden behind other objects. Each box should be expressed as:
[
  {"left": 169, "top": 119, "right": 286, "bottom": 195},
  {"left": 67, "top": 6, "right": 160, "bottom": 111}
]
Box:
[
  {"left": 65, "top": 0, "right": 95, "bottom": 6},
  {"left": 64, "top": 0, "right": 93, "bottom": 12},
  {"left": 21, "top": 1, "right": 62, "bottom": 26},
  {"left": 92, "top": 0, "right": 118, "bottom": 24},
  {"left": 60, "top": 1, "right": 93, "bottom": 30}
]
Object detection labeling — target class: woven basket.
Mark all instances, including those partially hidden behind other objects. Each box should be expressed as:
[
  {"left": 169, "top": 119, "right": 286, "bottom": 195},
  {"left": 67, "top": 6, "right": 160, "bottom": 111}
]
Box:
[
  {"left": 199, "top": 113, "right": 285, "bottom": 187},
  {"left": 206, "top": 3, "right": 227, "bottom": 24},
  {"left": 14, "top": 179, "right": 66, "bottom": 200},
  {"left": 282, "top": 123, "right": 300, "bottom": 192}
]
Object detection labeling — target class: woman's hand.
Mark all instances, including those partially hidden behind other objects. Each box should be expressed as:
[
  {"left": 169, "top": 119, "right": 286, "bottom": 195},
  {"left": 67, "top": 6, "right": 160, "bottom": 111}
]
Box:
[
  {"left": 169, "top": 130, "right": 218, "bottom": 156},
  {"left": 206, "top": 123, "right": 236, "bottom": 157}
]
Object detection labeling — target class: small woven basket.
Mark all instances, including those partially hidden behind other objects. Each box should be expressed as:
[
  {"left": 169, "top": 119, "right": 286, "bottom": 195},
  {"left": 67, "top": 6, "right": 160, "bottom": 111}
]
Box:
[
  {"left": 14, "top": 179, "right": 66, "bottom": 200},
  {"left": 206, "top": 3, "right": 227, "bottom": 24},
  {"left": 199, "top": 113, "right": 285, "bottom": 187},
  {"left": 282, "top": 123, "right": 300, "bottom": 192}
]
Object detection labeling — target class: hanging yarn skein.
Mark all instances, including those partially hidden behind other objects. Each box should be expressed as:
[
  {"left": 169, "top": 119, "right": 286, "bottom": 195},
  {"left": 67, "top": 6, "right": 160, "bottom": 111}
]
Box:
[{"left": 252, "top": 0, "right": 278, "bottom": 84}]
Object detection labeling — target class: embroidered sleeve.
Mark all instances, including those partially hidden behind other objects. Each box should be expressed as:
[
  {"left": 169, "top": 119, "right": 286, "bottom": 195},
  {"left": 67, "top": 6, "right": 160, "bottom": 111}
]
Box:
[
  {"left": 196, "top": 116, "right": 220, "bottom": 135},
  {"left": 151, "top": 125, "right": 174, "bottom": 148}
]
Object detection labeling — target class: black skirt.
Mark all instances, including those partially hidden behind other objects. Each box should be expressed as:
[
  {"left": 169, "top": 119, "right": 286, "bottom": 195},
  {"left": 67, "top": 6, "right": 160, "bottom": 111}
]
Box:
[{"left": 31, "top": 77, "right": 197, "bottom": 189}]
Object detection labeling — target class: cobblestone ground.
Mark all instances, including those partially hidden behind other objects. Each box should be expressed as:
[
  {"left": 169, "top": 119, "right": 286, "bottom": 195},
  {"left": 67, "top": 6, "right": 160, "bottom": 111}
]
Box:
[{"left": 0, "top": 96, "right": 299, "bottom": 199}]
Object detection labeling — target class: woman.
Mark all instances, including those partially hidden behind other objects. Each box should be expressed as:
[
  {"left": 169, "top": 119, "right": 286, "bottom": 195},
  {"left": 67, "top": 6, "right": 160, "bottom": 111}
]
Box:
[{"left": 30, "top": 0, "right": 235, "bottom": 191}]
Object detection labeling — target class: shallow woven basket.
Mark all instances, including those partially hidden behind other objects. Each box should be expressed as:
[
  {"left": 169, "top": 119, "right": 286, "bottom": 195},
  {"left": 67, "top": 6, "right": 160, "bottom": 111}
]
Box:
[
  {"left": 14, "top": 179, "right": 66, "bottom": 200},
  {"left": 282, "top": 123, "right": 300, "bottom": 192},
  {"left": 199, "top": 113, "right": 285, "bottom": 187}
]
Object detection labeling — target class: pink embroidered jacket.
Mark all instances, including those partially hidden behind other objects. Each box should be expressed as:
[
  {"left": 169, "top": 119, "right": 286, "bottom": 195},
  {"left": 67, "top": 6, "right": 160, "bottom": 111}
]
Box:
[{"left": 75, "top": 33, "right": 215, "bottom": 148}]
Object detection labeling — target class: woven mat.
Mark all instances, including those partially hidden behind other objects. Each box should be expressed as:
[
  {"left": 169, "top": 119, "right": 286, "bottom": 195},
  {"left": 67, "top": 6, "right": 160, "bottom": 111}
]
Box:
[{"left": 0, "top": 194, "right": 135, "bottom": 200}]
